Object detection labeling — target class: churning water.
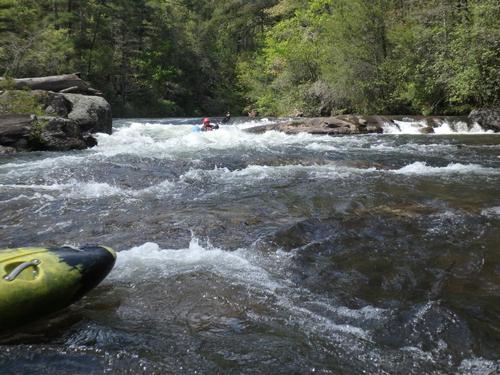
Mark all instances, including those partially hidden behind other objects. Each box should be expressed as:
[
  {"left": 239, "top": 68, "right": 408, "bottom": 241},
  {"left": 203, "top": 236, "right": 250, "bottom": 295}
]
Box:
[{"left": 0, "top": 118, "right": 499, "bottom": 374}]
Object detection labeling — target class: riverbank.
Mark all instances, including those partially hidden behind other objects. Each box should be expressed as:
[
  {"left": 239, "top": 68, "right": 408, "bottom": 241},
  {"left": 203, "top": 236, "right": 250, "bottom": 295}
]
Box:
[{"left": 1, "top": 75, "right": 498, "bottom": 153}]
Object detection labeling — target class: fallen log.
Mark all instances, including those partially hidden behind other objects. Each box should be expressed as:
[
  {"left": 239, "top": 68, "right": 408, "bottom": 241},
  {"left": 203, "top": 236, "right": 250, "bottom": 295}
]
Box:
[{"left": 0, "top": 74, "right": 101, "bottom": 95}]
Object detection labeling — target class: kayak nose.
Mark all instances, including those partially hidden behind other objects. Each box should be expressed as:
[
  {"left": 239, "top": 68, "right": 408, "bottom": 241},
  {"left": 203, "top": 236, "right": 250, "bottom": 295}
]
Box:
[
  {"left": 101, "top": 246, "right": 117, "bottom": 260},
  {"left": 57, "top": 245, "right": 117, "bottom": 301},
  {"left": 0, "top": 245, "right": 116, "bottom": 331}
]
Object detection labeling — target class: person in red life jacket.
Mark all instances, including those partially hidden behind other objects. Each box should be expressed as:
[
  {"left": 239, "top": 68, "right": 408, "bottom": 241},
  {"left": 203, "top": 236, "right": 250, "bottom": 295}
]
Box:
[
  {"left": 201, "top": 117, "right": 218, "bottom": 131},
  {"left": 201, "top": 117, "right": 214, "bottom": 131}
]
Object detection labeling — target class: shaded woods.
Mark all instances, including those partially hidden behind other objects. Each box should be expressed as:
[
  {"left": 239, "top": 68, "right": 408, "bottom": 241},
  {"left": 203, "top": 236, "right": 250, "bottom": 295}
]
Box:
[{"left": 0, "top": 0, "right": 498, "bottom": 117}]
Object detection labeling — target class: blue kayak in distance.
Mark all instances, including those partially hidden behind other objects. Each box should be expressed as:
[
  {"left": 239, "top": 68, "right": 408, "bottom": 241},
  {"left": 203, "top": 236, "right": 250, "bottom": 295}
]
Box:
[{"left": 192, "top": 125, "right": 220, "bottom": 133}]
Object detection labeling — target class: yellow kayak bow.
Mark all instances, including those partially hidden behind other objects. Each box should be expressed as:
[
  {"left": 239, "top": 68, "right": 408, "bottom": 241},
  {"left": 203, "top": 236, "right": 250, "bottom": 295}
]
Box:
[{"left": 0, "top": 245, "right": 116, "bottom": 331}]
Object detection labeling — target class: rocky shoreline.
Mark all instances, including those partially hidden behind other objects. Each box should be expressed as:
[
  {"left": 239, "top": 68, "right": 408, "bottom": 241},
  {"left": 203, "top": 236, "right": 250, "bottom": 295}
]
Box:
[
  {"left": 1, "top": 75, "right": 498, "bottom": 155},
  {"left": 245, "top": 111, "right": 500, "bottom": 135},
  {"left": 0, "top": 75, "right": 111, "bottom": 155}
]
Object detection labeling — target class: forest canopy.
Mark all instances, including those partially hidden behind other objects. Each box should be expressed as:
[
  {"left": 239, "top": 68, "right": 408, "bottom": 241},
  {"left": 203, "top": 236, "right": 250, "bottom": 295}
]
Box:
[{"left": 0, "top": 0, "right": 498, "bottom": 116}]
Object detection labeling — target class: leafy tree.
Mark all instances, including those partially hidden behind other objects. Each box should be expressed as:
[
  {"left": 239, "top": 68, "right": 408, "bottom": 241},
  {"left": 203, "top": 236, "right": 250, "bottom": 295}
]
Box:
[{"left": 0, "top": 0, "right": 497, "bottom": 116}]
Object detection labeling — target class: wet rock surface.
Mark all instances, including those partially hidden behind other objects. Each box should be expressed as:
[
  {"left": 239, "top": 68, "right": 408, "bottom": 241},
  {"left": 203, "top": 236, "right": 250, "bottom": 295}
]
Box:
[
  {"left": 63, "top": 93, "right": 112, "bottom": 134},
  {"left": 469, "top": 109, "right": 500, "bottom": 132},
  {"left": 0, "top": 89, "right": 111, "bottom": 152},
  {"left": 246, "top": 115, "right": 387, "bottom": 135},
  {"left": 246, "top": 114, "right": 496, "bottom": 135}
]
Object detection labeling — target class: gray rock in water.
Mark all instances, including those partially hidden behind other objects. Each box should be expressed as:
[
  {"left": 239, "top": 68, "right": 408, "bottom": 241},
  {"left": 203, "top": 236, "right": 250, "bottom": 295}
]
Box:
[
  {"left": 36, "top": 117, "right": 88, "bottom": 151},
  {"left": 469, "top": 109, "right": 500, "bottom": 132},
  {"left": 0, "top": 88, "right": 111, "bottom": 152},
  {"left": 419, "top": 126, "right": 435, "bottom": 134},
  {"left": 62, "top": 93, "right": 112, "bottom": 134},
  {"left": 0, "top": 145, "right": 16, "bottom": 155},
  {"left": 245, "top": 115, "right": 385, "bottom": 135},
  {"left": 33, "top": 90, "right": 72, "bottom": 117},
  {"left": 0, "top": 115, "right": 33, "bottom": 149},
  {"left": 0, "top": 114, "right": 95, "bottom": 152}
]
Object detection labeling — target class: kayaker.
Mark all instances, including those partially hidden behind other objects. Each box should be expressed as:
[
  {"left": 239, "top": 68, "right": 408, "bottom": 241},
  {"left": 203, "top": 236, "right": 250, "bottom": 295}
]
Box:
[
  {"left": 222, "top": 112, "right": 231, "bottom": 124},
  {"left": 201, "top": 117, "right": 214, "bottom": 131},
  {"left": 201, "top": 117, "right": 219, "bottom": 131}
]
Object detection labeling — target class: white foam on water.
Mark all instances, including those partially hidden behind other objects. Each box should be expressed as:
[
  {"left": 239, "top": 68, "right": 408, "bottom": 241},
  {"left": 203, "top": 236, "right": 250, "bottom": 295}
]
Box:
[
  {"left": 369, "top": 142, "right": 459, "bottom": 156},
  {"left": 0, "top": 180, "right": 127, "bottom": 200},
  {"left": 312, "top": 302, "right": 388, "bottom": 321},
  {"left": 0, "top": 155, "right": 92, "bottom": 178},
  {"left": 432, "top": 121, "right": 488, "bottom": 134},
  {"left": 457, "top": 358, "right": 500, "bottom": 375},
  {"left": 392, "top": 162, "right": 499, "bottom": 175},
  {"left": 3, "top": 162, "right": 370, "bottom": 202},
  {"left": 63, "top": 180, "right": 125, "bottom": 199},
  {"left": 0, "top": 193, "right": 43, "bottom": 204},
  {"left": 384, "top": 120, "right": 428, "bottom": 134},
  {"left": 94, "top": 122, "right": 342, "bottom": 160},
  {"left": 110, "top": 240, "right": 284, "bottom": 293},
  {"left": 178, "top": 163, "right": 377, "bottom": 190},
  {"left": 1, "top": 118, "right": 496, "bottom": 183},
  {"left": 383, "top": 120, "right": 494, "bottom": 134},
  {"left": 481, "top": 206, "right": 500, "bottom": 217},
  {"left": 304, "top": 141, "right": 339, "bottom": 151},
  {"left": 2, "top": 161, "right": 495, "bottom": 203},
  {"left": 0, "top": 120, "right": 285, "bottom": 176},
  {"left": 111, "top": 240, "right": 372, "bottom": 341}
]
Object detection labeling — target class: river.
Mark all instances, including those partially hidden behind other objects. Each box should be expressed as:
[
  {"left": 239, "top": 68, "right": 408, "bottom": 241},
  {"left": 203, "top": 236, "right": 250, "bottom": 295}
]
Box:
[{"left": 0, "top": 118, "right": 499, "bottom": 374}]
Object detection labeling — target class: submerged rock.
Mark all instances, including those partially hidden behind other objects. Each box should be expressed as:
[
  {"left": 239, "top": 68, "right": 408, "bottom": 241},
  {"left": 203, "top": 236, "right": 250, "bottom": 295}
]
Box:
[
  {"left": 375, "top": 301, "right": 474, "bottom": 362},
  {"left": 419, "top": 126, "right": 435, "bottom": 134}
]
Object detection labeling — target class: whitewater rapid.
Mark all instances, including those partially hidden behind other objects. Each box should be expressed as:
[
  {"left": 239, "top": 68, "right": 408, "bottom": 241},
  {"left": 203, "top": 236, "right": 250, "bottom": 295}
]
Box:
[{"left": 1, "top": 118, "right": 499, "bottom": 374}]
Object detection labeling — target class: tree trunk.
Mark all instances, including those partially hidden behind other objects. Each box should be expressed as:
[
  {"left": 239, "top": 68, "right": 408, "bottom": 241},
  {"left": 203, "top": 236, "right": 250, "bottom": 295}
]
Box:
[{"left": 0, "top": 74, "right": 102, "bottom": 95}]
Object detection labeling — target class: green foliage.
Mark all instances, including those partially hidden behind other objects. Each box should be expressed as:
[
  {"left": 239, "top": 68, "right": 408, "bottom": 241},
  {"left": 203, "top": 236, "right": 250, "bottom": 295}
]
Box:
[
  {"left": 0, "top": 0, "right": 498, "bottom": 116},
  {"left": 0, "top": 76, "right": 15, "bottom": 90},
  {"left": 0, "top": 90, "right": 44, "bottom": 115},
  {"left": 29, "top": 117, "right": 49, "bottom": 148},
  {"left": 239, "top": 0, "right": 500, "bottom": 116}
]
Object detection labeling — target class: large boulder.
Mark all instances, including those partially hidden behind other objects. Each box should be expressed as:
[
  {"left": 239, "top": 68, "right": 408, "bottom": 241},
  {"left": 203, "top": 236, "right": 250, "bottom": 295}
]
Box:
[
  {"left": 62, "top": 93, "right": 112, "bottom": 134},
  {"left": 0, "top": 114, "right": 92, "bottom": 152},
  {"left": 36, "top": 117, "right": 88, "bottom": 151},
  {"left": 0, "top": 115, "right": 34, "bottom": 150},
  {"left": 0, "top": 90, "right": 71, "bottom": 118},
  {"left": 245, "top": 115, "right": 385, "bottom": 135},
  {"left": 0, "top": 88, "right": 110, "bottom": 152},
  {"left": 469, "top": 109, "right": 500, "bottom": 132},
  {"left": 33, "top": 90, "right": 72, "bottom": 117}
]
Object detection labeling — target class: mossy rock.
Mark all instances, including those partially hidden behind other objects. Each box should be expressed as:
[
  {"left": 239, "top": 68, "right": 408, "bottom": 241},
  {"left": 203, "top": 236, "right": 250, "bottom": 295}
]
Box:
[
  {"left": 28, "top": 118, "right": 49, "bottom": 149},
  {"left": 0, "top": 90, "right": 45, "bottom": 116}
]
